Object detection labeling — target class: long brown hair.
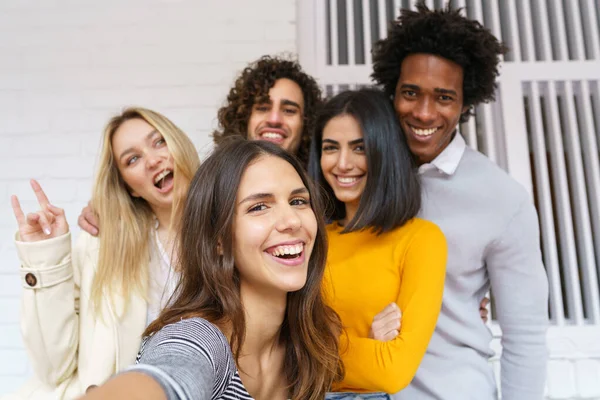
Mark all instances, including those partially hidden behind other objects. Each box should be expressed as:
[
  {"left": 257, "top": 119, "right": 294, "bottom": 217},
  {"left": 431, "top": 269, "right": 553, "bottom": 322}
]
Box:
[
  {"left": 90, "top": 107, "right": 199, "bottom": 317},
  {"left": 146, "top": 137, "right": 343, "bottom": 399}
]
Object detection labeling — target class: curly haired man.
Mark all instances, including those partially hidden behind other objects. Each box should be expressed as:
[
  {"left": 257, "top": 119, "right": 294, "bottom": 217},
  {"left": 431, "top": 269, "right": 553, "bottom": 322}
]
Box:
[
  {"left": 371, "top": 2, "right": 549, "bottom": 399},
  {"left": 213, "top": 55, "right": 322, "bottom": 165}
]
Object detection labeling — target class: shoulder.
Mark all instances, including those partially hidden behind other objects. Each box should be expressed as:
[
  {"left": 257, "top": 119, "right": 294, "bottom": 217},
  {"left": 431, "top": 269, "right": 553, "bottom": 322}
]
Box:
[
  {"left": 395, "top": 218, "right": 446, "bottom": 243},
  {"left": 145, "top": 317, "right": 228, "bottom": 347},
  {"left": 458, "top": 148, "right": 530, "bottom": 209},
  {"left": 141, "top": 317, "right": 233, "bottom": 366},
  {"left": 74, "top": 230, "right": 100, "bottom": 256}
]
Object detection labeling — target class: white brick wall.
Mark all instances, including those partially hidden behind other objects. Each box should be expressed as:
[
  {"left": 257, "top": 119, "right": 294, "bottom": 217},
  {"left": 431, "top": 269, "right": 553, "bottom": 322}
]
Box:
[{"left": 0, "top": 0, "right": 296, "bottom": 395}]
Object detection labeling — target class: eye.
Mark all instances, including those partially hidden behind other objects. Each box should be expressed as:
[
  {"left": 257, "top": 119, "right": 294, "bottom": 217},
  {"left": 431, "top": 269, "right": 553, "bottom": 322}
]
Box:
[
  {"left": 155, "top": 137, "right": 166, "bottom": 146},
  {"left": 439, "top": 95, "right": 454, "bottom": 102},
  {"left": 283, "top": 108, "right": 298, "bottom": 115},
  {"left": 322, "top": 145, "right": 338, "bottom": 152},
  {"left": 248, "top": 203, "right": 268, "bottom": 213},
  {"left": 354, "top": 145, "right": 365, "bottom": 153},
  {"left": 402, "top": 90, "right": 417, "bottom": 98},
  {"left": 290, "top": 197, "right": 309, "bottom": 207},
  {"left": 126, "top": 155, "right": 139, "bottom": 166},
  {"left": 254, "top": 104, "right": 269, "bottom": 112}
]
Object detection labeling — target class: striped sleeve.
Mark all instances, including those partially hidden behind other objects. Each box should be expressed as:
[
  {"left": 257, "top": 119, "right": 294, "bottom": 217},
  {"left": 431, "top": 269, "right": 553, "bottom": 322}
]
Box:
[{"left": 125, "top": 318, "right": 240, "bottom": 400}]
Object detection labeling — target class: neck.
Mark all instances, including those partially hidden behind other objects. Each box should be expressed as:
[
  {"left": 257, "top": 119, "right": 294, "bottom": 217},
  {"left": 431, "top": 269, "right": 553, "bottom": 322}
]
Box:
[
  {"left": 152, "top": 206, "right": 172, "bottom": 233},
  {"left": 239, "top": 283, "right": 287, "bottom": 356},
  {"left": 342, "top": 201, "right": 360, "bottom": 227}
]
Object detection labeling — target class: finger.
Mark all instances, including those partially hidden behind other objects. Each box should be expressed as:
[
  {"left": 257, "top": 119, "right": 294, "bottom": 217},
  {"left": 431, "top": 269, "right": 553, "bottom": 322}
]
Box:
[
  {"left": 380, "top": 316, "right": 401, "bottom": 334},
  {"left": 30, "top": 179, "right": 50, "bottom": 210},
  {"left": 373, "top": 302, "right": 399, "bottom": 321},
  {"left": 10, "top": 195, "right": 26, "bottom": 225},
  {"left": 78, "top": 213, "right": 99, "bottom": 236},
  {"left": 26, "top": 212, "right": 40, "bottom": 225},
  {"left": 36, "top": 211, "right": 52, "bottom": 235},
  {"left": 382, "top": 329, "right": 399, "bottom": 341},
  {"left": 480, "top": 297, "right": 490, "bottom": 308},
  {"left": 47, "top": 203, "right": 65, "bottom": 217}
]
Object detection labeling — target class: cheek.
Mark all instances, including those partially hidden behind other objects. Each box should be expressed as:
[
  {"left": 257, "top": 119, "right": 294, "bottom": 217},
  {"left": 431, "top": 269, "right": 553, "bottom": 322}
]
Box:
[
  {"left": 120, "top": 168, "right": 144, "bottom": 191},
  {"left": 247, "top": 113, "right": 260, "bottom": 136},
  {"left": 394, "top": 100, "right": 410, "bottom": 119},
  {"left": 302, "top": 210, "right": 318, "bottom": 241},
  {"left": 289, "top": 116, "right": 303, "bottom": 138},
  {"left": 320, "top": 155, "right": 336, "bottom": 177},
  {"left": 235, "top": 218, "right": 272, "bottom": 253}
]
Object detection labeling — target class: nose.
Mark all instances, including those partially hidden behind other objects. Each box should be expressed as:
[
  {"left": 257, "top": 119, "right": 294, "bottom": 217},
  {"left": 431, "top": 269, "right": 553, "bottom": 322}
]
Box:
[
  {"left": 275, "top": 203, "right": 302, "bottom": 233},
  {"left": 267, "top": 108, "right": 283, "bottom": 125},
  {"left": 337, "top": 148, "right": 354, "bottom": 172},
  {"left": 146, "top": 152, "right": 162, "bottom": 170},
  {"left": 412, "top": 97, "right": 436, "bottom": 124}
]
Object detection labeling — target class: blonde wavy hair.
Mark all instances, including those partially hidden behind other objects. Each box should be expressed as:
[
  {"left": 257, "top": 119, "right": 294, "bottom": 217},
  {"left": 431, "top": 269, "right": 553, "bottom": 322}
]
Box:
[{"left": 90, "top": 107, "right": 200, "bottom": 317}]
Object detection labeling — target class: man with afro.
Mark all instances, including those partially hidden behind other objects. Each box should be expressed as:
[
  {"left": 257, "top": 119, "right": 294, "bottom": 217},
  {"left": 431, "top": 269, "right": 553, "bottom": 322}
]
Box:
[
  {"left": 371, "top": 2, "right": 549, "bottom": 399},
  {"left": 212, "top": 55, "right": 323, "bottom": 166}
]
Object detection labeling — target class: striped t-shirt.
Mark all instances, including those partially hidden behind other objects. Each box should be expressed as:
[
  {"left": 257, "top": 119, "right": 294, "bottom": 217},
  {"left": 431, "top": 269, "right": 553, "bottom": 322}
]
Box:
[{"left": 127, "top": 317, "right": 253, "bottom": 400}]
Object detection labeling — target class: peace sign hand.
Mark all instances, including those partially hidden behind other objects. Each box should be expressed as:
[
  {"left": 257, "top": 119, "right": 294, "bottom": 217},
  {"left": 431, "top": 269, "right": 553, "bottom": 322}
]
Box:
[{"left": 11, "top": 179, "right": 69, "bottom": 242}]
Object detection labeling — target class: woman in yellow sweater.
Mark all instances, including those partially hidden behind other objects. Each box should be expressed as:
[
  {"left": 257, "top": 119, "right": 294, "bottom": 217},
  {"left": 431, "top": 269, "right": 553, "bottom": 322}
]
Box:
[{"left": 308, "top": 88, "right": 448, "bottom": 399}]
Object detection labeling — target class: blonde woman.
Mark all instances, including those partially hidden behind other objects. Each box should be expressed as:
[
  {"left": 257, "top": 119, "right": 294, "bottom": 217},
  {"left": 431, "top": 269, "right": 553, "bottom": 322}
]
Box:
[{"left": 6, "top": 108, "right": 199, "bottom": 400}]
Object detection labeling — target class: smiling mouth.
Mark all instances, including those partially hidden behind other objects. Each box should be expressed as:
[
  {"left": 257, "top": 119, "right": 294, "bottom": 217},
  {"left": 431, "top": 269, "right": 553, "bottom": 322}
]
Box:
[
  {"left": 335, "top": 175, "right": 364, "bottom": 187},
  {"left": 154, "top": 169, "right": 174, "bottom": 190},
  {"left": 409, "top": 125, "right": 439, "bottom": 137},
  {"left": 259, "top": 132, "right": 287, "bottom": 142},
  {"left": 266, "top": 243, "right": 304, "bottom": 259}
]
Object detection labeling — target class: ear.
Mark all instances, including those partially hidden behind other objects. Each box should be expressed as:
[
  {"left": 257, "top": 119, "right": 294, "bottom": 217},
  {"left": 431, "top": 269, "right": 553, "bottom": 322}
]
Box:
[
  {"left": 130, "top": 190, "right": 141, "bottom": 198},
  {"left": 217, "top": 240, "right": 223, "bottom": 256},
  {"left": 461, "top": 105, "right": 471, "bottom": 115}
]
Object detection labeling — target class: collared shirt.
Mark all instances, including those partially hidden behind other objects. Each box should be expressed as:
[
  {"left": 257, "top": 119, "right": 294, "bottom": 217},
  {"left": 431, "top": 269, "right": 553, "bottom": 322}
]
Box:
[{"left": 418, "top": 133, "right": 466, "bottom": 176}]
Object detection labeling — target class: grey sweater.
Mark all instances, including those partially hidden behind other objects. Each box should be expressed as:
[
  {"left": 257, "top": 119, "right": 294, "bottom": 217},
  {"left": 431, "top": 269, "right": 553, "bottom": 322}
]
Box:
[{"left": 394, "top": 135, "right": 549, "bottom": 400}]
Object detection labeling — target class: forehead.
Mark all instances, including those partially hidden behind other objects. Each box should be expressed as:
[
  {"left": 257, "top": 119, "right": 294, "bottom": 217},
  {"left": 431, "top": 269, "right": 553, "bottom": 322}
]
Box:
[
  {"left": 322, "top": 114, "right": 363, "bottom": 140},
  {"left": 111, "top": 118, "right": 156, "bottom": 148},
  {"left": 262, "top": 78, "right": 305, "bottom": 107},
  {"left": 398, "top": 53, "right": 464, "bottom": 93},
  {"left": 237, "top": 155, "right": 305, "bottom": 198}
]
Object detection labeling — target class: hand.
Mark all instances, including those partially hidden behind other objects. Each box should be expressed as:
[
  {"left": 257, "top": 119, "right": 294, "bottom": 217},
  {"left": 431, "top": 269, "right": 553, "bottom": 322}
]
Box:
[
  {"left": 369, "top": 302, "right": 402, "bottom": 342},
  {"left": 480, "top": 297, "right": 490, "bottom": 323},
  {"left": 77, "top": 201, "right": 99, "bottom": 236},
  {"left": 11, "top": 179, "right": 69, "bottom": 242}
]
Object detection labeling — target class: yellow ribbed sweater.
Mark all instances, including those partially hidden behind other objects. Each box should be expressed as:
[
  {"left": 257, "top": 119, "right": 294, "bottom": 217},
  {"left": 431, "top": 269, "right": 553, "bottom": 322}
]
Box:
[{"left": 324, "top": 218, "right": 447, "bottom": 394}]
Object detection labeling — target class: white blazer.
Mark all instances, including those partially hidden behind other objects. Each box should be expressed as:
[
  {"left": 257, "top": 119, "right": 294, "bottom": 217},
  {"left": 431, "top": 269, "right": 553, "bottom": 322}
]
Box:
[{"left": 2, "top": 231, "right": 156, "bottom": 400}]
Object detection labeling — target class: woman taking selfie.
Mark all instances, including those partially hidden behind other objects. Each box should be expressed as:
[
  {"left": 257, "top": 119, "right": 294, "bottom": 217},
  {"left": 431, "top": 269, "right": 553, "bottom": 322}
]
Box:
[
  {"left": 8, "top": 108, "right": 199, "bottom": 399},
  {"left": 80, "top": 138, "right": 343, "bottom": 400},
  {"left": 309, "top": 88, "right": 447, "bottom": 399}
]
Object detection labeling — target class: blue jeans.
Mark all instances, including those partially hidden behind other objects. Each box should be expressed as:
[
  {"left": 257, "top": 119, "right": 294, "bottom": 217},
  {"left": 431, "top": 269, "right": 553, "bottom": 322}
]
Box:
[{"left": 325, "top": 393, "right": 391, "bottom": 400}]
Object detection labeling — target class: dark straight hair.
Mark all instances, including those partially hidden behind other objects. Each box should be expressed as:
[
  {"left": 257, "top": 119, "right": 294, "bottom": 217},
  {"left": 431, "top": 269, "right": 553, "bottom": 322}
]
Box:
[
  {"left": 146, "top": 137, "right": 343, "bottom": 400},
  {"left": 308, "top": 87, "right": 421, "bottom": 234}
]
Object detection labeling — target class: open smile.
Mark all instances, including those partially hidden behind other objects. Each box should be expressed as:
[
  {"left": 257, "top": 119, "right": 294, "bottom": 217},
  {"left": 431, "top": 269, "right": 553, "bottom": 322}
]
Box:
[{"left": 264, "top": 241, "right": 306, "bottom": 266}]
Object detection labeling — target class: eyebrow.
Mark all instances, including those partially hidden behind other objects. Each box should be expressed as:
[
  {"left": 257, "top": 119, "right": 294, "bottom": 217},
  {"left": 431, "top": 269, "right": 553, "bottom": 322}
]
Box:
[
  {"left": 399, "top": 83, "right": 458, "bottom": 96},
  {"left": 322, "top": 138, "right": 364, "bottom": 145},
  {"left": 281, "top": 99, "right": 302, "bottom": 109},
  {"left": 118, "top": 130, "right": 159, "bottom": 161},
  {"left": 255, "top": 98, "right": 302, "bottom": 110},
  {"left": 238, "top": 187, "right": 309, "bottom": 205}
]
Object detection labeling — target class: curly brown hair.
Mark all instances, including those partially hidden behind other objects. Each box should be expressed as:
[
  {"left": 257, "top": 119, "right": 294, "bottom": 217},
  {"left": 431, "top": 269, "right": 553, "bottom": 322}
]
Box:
[
  {"left": 371, "top": 1, "right": 507, "bottom": 123},
  {"left": 212, "top": 55, "right": 323, "bottom": 165}
]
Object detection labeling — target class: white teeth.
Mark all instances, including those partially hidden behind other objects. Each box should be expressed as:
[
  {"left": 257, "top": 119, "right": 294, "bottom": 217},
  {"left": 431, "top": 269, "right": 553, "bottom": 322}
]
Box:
[
  {"left": 154, "top": 170, "right": 171, "bottom": 184},
  {"left": 271, "top": 243, "right": 303, "bottom": 257},
  {"left": 413, "top": 127, "right": 437, "bottom": 136},
  {"left": 262, "top": 132, "right": 284, "bottom": 139},
  {"left": 338, "top": 176, "right": 358, "bottom": 183}
]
